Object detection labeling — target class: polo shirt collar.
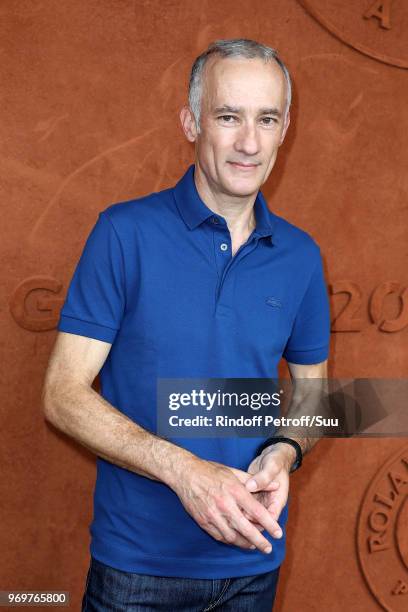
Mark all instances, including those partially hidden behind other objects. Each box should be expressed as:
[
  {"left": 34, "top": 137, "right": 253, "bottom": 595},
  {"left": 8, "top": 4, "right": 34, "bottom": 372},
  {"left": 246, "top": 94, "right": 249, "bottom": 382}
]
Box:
[{"left": 173, "top": 164, "right": 276, "bottom": 243}]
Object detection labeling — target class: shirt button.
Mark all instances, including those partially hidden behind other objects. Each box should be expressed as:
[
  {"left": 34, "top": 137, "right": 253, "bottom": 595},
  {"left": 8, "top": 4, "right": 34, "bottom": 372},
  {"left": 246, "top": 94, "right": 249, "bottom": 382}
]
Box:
[
  {"left": 220, "top": 243, "right": 228, "bottom": 251},
  {"left": 212, "top": 217, "right": 219, "bottom": 224}
]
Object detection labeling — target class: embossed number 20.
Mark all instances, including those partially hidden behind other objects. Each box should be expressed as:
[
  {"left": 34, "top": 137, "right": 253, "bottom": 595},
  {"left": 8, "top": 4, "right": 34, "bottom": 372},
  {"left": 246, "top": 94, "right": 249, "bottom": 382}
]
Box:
[{"left": 330, "top": 281, "right": 408, "bottom": 333}]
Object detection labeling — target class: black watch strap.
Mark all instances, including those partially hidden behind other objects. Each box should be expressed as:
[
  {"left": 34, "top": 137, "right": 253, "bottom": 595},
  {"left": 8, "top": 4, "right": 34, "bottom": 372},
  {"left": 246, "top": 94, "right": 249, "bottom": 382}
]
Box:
[{"left": 256, "top": 436, "right": 303, "bottom": 473}]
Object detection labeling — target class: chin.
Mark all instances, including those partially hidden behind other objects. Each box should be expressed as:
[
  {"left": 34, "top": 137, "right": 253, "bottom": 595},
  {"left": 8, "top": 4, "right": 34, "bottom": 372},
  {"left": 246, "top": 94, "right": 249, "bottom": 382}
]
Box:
[
  {"left": 224, "top": 177, "right": 260, "bottom": 197},
  {"left": 228, "top": 186, "right": 259, "bottom": 198}
]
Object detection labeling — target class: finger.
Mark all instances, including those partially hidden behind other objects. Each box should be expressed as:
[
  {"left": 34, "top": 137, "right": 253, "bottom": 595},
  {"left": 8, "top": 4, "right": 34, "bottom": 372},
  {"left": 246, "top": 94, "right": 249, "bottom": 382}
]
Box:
[
  {"left": 213, "top": 513, "right": 259, "bottom": 550},
  {"left": 228, "top": 506, "right": 274, "bottom": 554},
  {"left": 204, "top": 522, "right": 229, "bottom": 543},
  {"left": 241, "top": 482, "right": 277, "bottom": 519},
  {"left": 267, "top": 500, "right": 285, "bottom": 521},
  {"left": 242, "top": 508, "right": 265, "bottom": 532},
  {"left": 221, "top": 522, "right": 259, "bottom": 549},
  {"left": 245, "top": 467, "right": 278, "bottom": 492},
  {"left": 239, "top": 493, "right": 283, "bottom": 539},
  {"left": 264, "top": 480, "right": 280, "bottom": 491},
  {"left": 231, "top": 468, "right": 279, "bottom": 493},
  {"left": 229, "top": 467, "right": 253, "bottom": 483},
  {"left": 248, "top": 521, "right": 265, "bottom": 531}
]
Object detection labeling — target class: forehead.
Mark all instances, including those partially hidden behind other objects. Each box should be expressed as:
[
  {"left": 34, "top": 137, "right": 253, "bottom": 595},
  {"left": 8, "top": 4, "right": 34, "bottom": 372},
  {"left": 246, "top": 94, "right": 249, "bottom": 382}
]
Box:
[{"left": 202, "top": 56, "right": 286, "bottom": 110}]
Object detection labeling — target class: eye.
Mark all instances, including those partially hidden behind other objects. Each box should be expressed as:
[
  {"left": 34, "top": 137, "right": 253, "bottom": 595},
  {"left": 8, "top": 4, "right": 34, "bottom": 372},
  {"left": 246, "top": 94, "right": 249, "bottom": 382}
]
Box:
[
  {"left": 261, "top": 116, "right": 278, "bottom": 125},
  {"left": 218, "top": 115, "right": 238, "bottom": 123}
]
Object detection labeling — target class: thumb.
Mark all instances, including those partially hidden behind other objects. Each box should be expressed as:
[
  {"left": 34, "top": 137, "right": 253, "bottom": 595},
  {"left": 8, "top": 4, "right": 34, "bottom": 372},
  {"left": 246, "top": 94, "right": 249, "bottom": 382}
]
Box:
[{"left": 245, "top": 468, "right": 274, "bottom": 492}]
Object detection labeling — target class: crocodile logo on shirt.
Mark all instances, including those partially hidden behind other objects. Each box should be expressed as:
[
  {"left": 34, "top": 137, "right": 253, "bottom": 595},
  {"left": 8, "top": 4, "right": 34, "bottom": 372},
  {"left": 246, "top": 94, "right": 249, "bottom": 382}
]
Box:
[{"left": 266, "top": 296, "right": 282, "bottom": 309}]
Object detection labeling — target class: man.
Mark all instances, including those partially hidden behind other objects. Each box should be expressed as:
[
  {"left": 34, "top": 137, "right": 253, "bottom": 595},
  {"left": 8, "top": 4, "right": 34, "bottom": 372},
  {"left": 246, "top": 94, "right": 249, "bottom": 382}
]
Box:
[{"left": 43, "top": 39, "right": 330, "bottom": 611}]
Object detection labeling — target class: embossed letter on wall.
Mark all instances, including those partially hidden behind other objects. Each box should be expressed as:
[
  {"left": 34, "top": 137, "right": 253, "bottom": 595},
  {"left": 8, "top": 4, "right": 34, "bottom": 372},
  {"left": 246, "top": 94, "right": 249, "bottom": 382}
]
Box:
[
  {"left": 357, "top": 445, "right": 408, "bottom": 611},
  {"left": 10, "top": 277, "right": 64, "bottom": 332},
  {"left": 297, "top": 0, "right": 408, "bottom": 69}
]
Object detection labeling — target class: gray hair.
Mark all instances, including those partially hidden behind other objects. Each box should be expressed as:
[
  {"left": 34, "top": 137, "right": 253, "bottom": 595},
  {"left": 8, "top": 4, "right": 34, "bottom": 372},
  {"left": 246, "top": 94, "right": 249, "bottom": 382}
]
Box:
[{"left": 188, "top": 38, "right": 292, "bottom": 133}]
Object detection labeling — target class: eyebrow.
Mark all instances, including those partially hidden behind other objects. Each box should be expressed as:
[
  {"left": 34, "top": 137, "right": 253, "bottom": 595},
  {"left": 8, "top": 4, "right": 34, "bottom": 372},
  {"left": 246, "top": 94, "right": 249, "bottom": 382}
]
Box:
[{"left": 213, "top": 105, "right": 282, "bottom": 118}]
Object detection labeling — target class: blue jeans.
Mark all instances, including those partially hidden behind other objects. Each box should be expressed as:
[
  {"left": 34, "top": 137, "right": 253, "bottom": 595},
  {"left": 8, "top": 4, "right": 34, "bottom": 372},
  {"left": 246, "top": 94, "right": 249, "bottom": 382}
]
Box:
[{"left": 82, "top": 557, "right": 280, "bottom": 611}]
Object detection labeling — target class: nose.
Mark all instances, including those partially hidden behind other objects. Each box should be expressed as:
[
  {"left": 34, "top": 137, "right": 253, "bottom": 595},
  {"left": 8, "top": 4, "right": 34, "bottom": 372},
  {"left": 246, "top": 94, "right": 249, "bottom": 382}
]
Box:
[{"left": 234, "top": 121, "right": 260, "bottom": 157}]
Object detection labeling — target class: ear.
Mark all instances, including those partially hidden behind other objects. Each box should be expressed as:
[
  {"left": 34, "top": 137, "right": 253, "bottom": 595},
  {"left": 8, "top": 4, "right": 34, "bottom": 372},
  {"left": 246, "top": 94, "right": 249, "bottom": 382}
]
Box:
[
  {"left": 279, "top": 110, "right": 290, "bottom": 146},
  {"left": 180, "top": 105, "right": 198, "bottom": 142}
]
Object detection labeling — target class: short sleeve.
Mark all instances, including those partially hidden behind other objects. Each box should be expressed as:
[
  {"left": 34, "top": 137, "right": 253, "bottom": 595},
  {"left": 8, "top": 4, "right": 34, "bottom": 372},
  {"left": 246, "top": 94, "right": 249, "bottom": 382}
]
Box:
[
  {"left": 57, "top": 211, "right": 126, "bottom": 344},
  {"left": 282, "top": 250, "right": 330, "bottom": 364}
]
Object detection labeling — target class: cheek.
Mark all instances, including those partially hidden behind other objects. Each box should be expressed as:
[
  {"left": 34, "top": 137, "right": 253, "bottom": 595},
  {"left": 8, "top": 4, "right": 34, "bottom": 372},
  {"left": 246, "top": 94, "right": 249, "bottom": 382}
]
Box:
[
  {"left": 196, "top": 139, "right": 212, "bottom": 162},
  {"left": 208, "top": 128, "right": 236, "bottom": 151},
  {"left": 263, "top": 139, "right": 281, "bottom": 167},
  {"left": 262, "top": 133, "right": 281, "bottom": 151},
  {"left": 198, "top": 129, "right": 236, "bottom": 165}
]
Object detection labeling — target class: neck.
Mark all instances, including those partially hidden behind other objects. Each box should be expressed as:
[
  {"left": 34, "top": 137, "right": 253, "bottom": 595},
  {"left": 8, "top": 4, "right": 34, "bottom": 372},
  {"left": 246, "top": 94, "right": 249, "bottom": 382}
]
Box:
[{"left": 193, "top": 163, "right": 257, "bottom": 237}]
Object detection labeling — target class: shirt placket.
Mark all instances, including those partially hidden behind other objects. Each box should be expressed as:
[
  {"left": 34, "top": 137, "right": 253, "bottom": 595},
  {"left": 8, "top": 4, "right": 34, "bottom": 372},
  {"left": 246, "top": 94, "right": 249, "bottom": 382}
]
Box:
[{"left": 209, "top": 215, "right": 260, "bottom": 313}]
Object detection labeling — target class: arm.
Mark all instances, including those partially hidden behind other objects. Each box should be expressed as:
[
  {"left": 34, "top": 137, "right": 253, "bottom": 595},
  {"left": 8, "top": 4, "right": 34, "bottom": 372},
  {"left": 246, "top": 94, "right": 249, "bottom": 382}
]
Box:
[
  {"left": 42, "top": 331, "right": 196, "bottom": 484},
  {"left": 43, "top": 331, "right": 283, "bottom": 553},
  {"left": 244, "top": 360, "right": 328, "bottom": 522},
  {"left": 269, "top": 359, "right": 329, "bottom": 469},
  {"left": 244, "top": 245, "right": 331, "bottom": 515}
]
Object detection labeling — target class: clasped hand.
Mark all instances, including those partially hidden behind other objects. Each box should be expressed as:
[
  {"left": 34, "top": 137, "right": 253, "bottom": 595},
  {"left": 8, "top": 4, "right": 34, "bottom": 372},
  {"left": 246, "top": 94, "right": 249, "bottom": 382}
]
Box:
[{"left": 174, "top": 447, "right": 290, "bottom": 555}]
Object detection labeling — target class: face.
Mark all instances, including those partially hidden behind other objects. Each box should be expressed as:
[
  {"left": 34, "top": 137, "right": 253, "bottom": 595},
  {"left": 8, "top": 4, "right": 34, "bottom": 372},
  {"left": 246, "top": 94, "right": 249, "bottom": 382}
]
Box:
[{"left": 181, "top": 56, "right": 290, "bottom": 199}]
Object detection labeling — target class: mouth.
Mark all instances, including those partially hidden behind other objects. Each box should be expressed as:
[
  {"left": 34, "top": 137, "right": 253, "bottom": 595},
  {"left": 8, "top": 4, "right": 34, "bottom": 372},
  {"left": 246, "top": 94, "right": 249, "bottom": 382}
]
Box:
[{"left": 228, "top": 161, "right": 259, "bottom": 170}]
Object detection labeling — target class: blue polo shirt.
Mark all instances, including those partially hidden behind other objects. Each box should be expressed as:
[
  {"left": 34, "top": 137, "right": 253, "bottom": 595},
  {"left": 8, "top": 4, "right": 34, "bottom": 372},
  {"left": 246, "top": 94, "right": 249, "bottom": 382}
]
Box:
[{"left": 57, "top": 163, "right": 330, "bottom": 578}]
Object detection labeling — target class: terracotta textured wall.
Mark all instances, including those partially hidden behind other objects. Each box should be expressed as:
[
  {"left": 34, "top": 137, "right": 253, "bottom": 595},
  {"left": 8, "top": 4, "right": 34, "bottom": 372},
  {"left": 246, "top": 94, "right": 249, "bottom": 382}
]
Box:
[{"left": 2, "top": 1, "right": 407, "bottom": 610}]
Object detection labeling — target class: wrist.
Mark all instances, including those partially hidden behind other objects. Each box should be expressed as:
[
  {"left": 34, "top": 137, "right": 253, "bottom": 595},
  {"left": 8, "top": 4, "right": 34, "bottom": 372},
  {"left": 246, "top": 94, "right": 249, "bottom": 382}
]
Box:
[
  {"left": 256, "top": 436, "right": 303, "bottom": 473},
  {"left": 161, "top": 444, "right": 202, "bottom": 491},
  {"left": 264, "top": 442, "right": 296, "bottom": 472}
]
